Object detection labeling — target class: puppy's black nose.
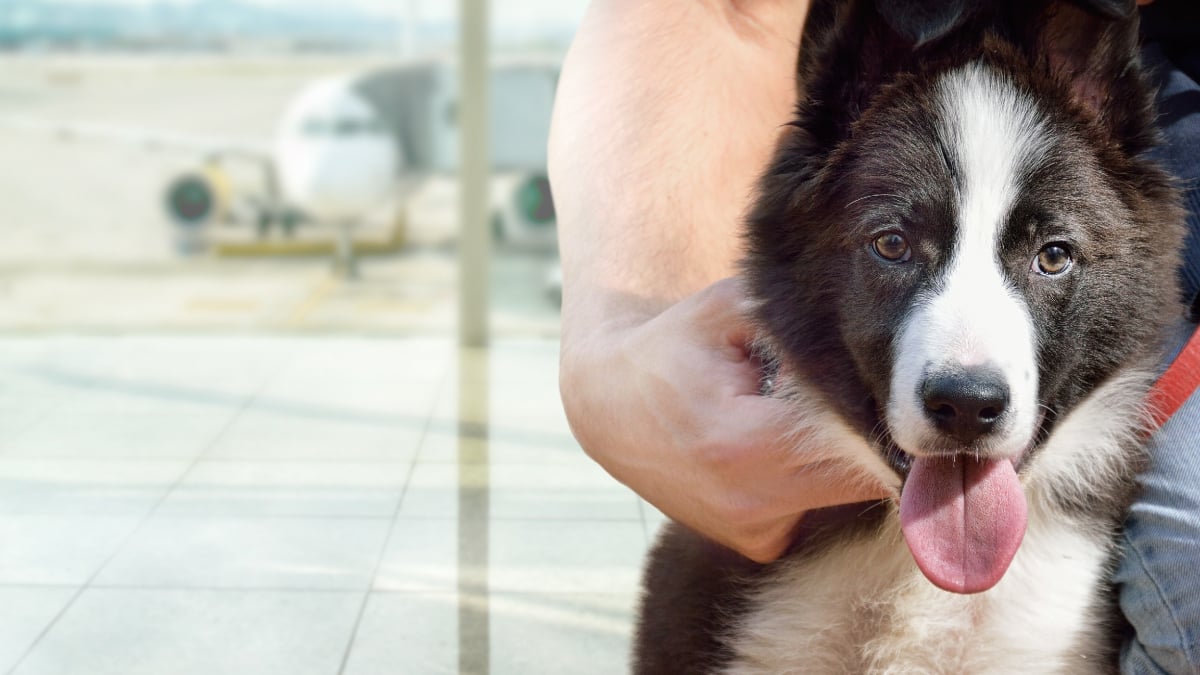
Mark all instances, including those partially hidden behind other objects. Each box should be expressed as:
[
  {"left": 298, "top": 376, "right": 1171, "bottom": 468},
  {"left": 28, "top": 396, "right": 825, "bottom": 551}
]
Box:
[{"left": 921, "top": 368, "right": 1009, "bottom": 443}]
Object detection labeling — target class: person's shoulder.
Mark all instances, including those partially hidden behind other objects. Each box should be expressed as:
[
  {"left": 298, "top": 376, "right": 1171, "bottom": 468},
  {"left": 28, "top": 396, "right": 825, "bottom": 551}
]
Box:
[{"left": 1141, "top": 0, "right": 1200, "bottom": 46}]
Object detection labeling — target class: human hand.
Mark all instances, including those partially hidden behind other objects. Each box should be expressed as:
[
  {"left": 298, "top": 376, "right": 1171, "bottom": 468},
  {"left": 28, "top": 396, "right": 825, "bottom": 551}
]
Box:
[{"left": 559, "top": 278, "right": 891, "bottom": 563}]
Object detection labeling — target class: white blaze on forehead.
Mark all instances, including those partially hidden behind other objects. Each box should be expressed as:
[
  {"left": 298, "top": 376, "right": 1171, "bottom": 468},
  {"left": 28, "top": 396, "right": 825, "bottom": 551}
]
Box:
[{"left": 889, "top": 64, "right": 1047, "bottom": 458}]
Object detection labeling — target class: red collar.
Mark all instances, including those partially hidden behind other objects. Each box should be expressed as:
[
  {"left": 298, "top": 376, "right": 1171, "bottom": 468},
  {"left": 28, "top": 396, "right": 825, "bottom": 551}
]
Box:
[{"left": 1147, "top": 323, "right": 1200, "bottom": 430}]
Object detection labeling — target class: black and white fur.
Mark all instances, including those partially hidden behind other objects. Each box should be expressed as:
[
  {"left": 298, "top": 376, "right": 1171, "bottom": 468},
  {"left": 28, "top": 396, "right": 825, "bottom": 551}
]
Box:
[{"left": 635, "top": 1, "right": 1185, "bottom": 672}]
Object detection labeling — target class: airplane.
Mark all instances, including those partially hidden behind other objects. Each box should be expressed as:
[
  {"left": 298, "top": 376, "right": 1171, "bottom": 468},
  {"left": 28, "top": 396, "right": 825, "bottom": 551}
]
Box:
[{"left": 3, "top": 56, "right": 561, "bottom": 279}]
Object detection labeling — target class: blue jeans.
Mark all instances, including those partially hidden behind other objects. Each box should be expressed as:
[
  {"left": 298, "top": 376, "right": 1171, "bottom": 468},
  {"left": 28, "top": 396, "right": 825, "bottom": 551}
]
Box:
[{"left": 1119, "top": 319, "right": 1200, "bottom": 674}]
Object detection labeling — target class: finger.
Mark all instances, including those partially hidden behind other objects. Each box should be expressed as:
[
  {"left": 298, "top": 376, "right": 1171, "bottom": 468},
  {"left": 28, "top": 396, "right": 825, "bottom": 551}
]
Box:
[
  {"left": 780, "top": 460, "right": 892, "bottom": 510},
  {"left": 727, "top": 515, "right": 800, "bottom": 563},
  {"left": 725, "top": 392, "right": 802, "bottom": 437},
  {"left": 690, "top": 278, "right": 759, "bottom": 351}
]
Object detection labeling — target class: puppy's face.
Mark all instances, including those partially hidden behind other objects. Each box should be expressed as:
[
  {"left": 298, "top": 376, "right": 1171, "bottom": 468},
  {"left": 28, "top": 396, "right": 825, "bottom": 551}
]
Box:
[
  {"left": 825, "top": 62, "right": 1167, "bottom": 466},
  {"left": 744, "top": 0, "right": 1182, "bottom": 594},
  {"left": 744, "top": 6, "right": 1181, "bottom": 474}
]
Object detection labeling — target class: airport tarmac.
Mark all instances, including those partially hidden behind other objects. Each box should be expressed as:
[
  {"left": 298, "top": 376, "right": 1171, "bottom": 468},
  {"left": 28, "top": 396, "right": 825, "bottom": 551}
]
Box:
[{"left": 0, "top": 54, "right": 561, "bottom": 335}]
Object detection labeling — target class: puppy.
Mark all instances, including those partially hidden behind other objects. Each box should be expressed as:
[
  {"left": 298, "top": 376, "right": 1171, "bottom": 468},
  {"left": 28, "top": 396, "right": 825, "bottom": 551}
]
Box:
[{"left": 635, "top": 1, "right": 1185, "bottom": 673}]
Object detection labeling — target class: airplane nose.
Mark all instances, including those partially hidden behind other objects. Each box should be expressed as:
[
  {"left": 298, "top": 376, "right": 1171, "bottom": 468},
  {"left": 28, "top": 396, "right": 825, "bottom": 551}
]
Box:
[{"left": 921, "top": 368, "right": 1009, "bottom": 443}]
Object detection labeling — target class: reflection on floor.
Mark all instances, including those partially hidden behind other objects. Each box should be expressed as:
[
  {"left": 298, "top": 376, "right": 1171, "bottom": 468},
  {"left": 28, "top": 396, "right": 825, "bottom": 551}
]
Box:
[{"left": 0, "top": 336, "right": 663, "bottom": 675}]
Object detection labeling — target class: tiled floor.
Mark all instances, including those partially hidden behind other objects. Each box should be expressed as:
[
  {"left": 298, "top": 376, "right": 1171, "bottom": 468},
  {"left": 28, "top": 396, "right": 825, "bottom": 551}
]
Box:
[{"left": 0, "top": 336, "right": 661, "bottom": 675}]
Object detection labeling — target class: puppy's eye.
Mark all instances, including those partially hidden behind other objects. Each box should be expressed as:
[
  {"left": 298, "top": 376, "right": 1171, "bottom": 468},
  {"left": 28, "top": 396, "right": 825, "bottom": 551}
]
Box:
[
  {"left": 1033, "top": 243, "right": 1073, "bottom": 276},
  {"left": 872, "top": 232, "right": 911, "bottom": 262}
]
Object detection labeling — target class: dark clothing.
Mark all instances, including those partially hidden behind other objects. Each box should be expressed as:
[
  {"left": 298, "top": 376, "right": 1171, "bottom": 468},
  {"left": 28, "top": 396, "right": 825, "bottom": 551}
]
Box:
[{"left": 1142, "top": 0, "right": 1200, "bottom": 310}]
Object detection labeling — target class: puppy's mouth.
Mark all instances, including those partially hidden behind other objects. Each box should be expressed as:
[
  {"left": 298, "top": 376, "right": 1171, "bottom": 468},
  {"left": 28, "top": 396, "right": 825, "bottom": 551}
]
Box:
[
  {"left": 773, "top": 372, "right": 1033, "bottom": 595},
  {"left": 878, "top": 407, "right": 1044, "bottom": 595}
]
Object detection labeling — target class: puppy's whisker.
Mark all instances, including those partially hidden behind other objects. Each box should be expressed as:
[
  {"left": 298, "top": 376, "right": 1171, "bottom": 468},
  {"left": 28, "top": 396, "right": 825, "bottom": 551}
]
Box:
[{"left": 856, "top": 500, "right": 891, "bottom": 518}]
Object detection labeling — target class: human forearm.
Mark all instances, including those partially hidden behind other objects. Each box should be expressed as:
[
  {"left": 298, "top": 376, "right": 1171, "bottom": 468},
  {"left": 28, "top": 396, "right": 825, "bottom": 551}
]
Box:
[{"left": 548, "top": 0, "right": 809, "bottom": 348}]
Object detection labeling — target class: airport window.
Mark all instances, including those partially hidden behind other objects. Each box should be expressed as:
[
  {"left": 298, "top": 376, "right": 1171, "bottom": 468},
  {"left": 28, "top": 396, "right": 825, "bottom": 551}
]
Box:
[{"left": 0, "top": 2, "right": 615, "bottom": 673}]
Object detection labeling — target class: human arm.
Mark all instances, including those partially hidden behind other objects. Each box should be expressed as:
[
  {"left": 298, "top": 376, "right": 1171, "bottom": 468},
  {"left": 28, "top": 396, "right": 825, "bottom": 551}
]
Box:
[{"left": 548, "top": 0, "right": 888, "bottom": 562}]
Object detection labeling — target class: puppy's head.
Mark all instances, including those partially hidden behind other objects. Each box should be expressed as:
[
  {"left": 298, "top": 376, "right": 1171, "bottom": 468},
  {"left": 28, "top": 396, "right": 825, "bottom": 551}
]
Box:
[{"left": 744, "top": 0, "right": 1182, "bottom": 592}]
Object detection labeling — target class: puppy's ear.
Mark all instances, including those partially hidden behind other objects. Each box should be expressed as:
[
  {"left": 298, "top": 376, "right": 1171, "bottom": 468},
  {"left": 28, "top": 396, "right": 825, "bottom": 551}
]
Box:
[
  {"left": 1023, "top": 1, "right": 1154, "bottom": 152},
  {"left": 792, "top": 1, "right": 921, "bottom": 162}
]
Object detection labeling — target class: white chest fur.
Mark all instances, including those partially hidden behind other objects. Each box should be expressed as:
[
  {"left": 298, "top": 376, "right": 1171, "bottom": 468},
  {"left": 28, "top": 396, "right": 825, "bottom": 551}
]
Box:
[{"left": 722, "top": 504, "right": 1111, "bottom": 675}]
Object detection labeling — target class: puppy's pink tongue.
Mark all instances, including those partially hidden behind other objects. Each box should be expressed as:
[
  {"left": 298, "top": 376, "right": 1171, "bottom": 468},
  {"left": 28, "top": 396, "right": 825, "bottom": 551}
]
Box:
[{"left": 900, "top": 456, "right": 1026, "bottom": 594}]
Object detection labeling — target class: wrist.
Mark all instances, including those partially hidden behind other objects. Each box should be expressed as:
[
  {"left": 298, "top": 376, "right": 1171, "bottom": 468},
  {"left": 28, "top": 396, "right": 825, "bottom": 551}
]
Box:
[
  {"left": 559, "top": 285, "right": 661, "bottom": 366},
  {"left": 558, "top": 290, "right": 666, "bottom": 453}
]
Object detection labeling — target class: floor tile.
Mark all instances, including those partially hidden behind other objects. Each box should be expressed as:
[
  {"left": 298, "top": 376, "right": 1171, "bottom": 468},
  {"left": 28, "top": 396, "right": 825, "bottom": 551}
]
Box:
[
  {"left": 482, "top": 340, "right": 562, "bottom": 384},
  {"left": 0, "top": 515, "right": 142, "bottom": 585},
  {"left": 396, "top": 463, "right": 481, "bottom": 519},
  {"left": 0, "top": 588, "right": 77, "bottom": 673},
  {"left": 0, "top": 339, "right": 115, "bottom": 385},
  {"left": 51, "top": 336, "right": 279, "bottom": 403},
  {"left": 257, "top": 372, "right": 445, "bottom": 418},
  {"left": 0, "top": 375, "right": 88, "bottom": 416},
  {"left": 487, "top": 391, "right": 573, "bottom": 439},
  {"left": 416, "top": 427, "right": 589, "bottom": 465},
  {"left": 86, "top": 374, "right": 264, "bottom": 406},
  {"left": 281, "top": 337, "right": 453, "bottom": 384},
  {"left": 490, "top": 592, "right": 636, "bottom": 675},
  {"left": 94, "top": 516, "right": 390, "bottom": 590},
  {"left": 0, "top": 459, "right": 190, "bottom": 515},
  {"left": 0, "top": 410, "right": 51, "bottom": 450},
  {"left": 373, "top": 519, "right": 457, "bottom": 592},
  {"left": 0, "top": 339, "right": 53, "bottom": 368},
  {"left": 0, "top": 336, "right": 656, "bottom": 673},
  {"left": 432, "top": 380, "right": 572, "bottom": 441},
  {"left": 434, "top": 344, "right": 565, "bottom": 426},
  {"left": 157, "top": 460, "right": 411, "bottom": 517},
  {"left": 396, "top": 461, "right": 639, "bottom": 521},
  {"left": 0, "top": 342, "right": 113, "bottom": 414},
  {"left": 54, "top": 378, "right": 253, "bottom": 415},
  {"left": 205, "top": 408, "right": 424, "bottom": 462},
  {"left": 341, "top": 592, "right": 457, "bottom": 675},
  {"left": 4, "top": 412, "right": 235, "bottom": 459},
  {"left": 488, "top": 462, "right": 641, "bottom": 520},
  {"left": 101, "top": 336, "right": 289, "bottom": 385},
  {"left": 489, "top": 520, "right": 647, "bottom": 594},
  {"left": 11, "top": 589, "right": 362, "bottom": 675}
]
